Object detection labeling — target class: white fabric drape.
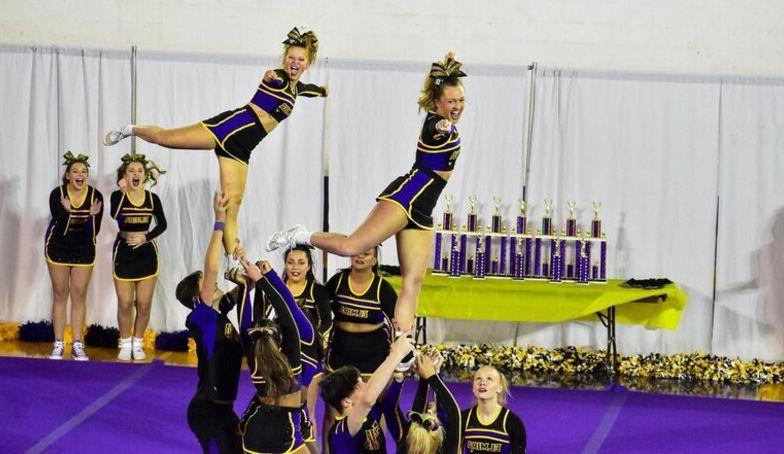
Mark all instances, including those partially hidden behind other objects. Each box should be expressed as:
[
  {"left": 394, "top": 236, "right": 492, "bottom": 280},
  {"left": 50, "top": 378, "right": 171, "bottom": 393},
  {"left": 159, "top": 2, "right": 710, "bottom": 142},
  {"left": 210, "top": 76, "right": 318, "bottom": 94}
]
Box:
[
  {"left": 0, "top": 45, "right": 131, "bottom": 328},
  {"left": 2, "top": 44, "right": 784, "bottom": 360},
  {"left": 714, "top": 79, "right": 784, "bottom": 361},
  {"left": 524, "top": 68, "right": 721, "bottom": 354},
  {"left": 326, "top": 60, "right": 529, "bottom": 342}
]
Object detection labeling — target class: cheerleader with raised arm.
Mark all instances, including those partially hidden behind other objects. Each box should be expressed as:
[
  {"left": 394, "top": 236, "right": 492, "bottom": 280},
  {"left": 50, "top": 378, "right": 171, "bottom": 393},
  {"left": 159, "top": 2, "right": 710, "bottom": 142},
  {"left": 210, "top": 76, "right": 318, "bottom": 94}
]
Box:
[{"left": 104, "top": 28, "right": 327, "bottom": 257}]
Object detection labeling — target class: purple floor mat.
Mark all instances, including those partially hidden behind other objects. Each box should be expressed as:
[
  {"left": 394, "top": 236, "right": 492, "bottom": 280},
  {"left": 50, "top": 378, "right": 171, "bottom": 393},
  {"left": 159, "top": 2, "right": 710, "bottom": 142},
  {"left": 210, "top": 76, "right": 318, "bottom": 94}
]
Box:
[{"left": 3, "top": 356, "right": 783, "bottom": 453}]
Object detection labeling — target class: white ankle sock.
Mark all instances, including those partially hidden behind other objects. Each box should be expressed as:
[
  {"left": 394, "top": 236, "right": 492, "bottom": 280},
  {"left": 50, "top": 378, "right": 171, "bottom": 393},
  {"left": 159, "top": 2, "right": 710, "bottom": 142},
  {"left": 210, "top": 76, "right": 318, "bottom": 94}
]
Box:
[{"left": 122, "top": 124, "right": 135, "bottom": 136}]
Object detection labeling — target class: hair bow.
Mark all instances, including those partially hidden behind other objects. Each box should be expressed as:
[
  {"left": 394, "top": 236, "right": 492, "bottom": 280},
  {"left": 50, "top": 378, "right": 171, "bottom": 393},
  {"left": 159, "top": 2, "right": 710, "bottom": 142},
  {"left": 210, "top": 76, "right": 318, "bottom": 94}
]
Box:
[
  {"left": 121, "top": 153, "right": 147, "bottom": 164},
  {"left": 429, "top": 56, "right": 467, "bottom": 86},
  {"left": 409, "top": 411, "right": 440, "bottom": 431},
  {"left": 62, "top": 151, "right": 90, "bottom": 167},
  {"left": 282, "top": 27, "right": 318, "bottom": 48}
]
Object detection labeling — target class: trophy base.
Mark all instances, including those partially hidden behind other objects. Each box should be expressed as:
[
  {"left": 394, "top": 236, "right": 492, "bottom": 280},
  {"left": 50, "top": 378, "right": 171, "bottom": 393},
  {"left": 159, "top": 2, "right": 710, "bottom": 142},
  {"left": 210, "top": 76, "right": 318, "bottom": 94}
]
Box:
[
  {"left": 549, "top": 280, "right": 563, "bottom": 284},
  {"left": 589, "top": 279, "right": 608, "bottom": 285},
  {"left": 472, "top": 276, "right": 487, "bottom": 280},
  {"left": 487, "top": 275, "right": 507, "bottom": 279},
  {"left": 527, "top": 276, "right": 549, "bottom": 281}
]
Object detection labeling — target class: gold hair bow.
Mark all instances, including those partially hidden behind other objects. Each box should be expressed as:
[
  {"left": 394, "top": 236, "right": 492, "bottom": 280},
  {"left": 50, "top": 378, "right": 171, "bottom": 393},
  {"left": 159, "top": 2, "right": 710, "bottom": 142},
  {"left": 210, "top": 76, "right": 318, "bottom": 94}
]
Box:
[
  {"left": 121, "top": 153, "right": 147, "bottom": 164},
  {"left": 282, "top": 27, "right": 318, "bottom": 49},
  {"left": 62, "top": 151, "right": 90, "bottom": 167},
  {"left": 429, "top": 56, "right": 467, "bottom": 85}
]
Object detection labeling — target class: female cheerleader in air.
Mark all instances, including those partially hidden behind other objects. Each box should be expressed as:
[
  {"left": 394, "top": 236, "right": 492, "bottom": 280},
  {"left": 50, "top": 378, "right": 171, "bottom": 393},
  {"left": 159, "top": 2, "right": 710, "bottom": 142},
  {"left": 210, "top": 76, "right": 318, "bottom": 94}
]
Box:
[
  {"left": 45, "top": 152, "right": 103, "bottom": 361},
  {"left": 111, "top": 154, "right": 167, "bottom": 361},
  {"left": 103, "top": 27, "right": 327, "bottom": 256},
  {"left": 462, "top": 366, "right": 526, "bottom": 453},
  {"left": 267, "top": 52, "right": 466, "bottom": 355}
]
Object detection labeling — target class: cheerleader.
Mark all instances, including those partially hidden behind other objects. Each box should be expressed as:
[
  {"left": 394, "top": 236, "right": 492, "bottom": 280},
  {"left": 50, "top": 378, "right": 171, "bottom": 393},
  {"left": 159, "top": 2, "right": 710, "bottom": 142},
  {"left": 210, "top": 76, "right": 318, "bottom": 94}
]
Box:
[
  {"left": 384, "top": 351, "right": 462, "bottom": 454},
  {"left": 462, "top": 366, "right": 526, "bottom": 454},
  {"left": 324, "top": 247, "right": 396, "bottom": 376},
  {"left": 238, "top": 258, "right": 315, "bottom": 454},
  {"left": 111, "top": 154, "right": 167, "bottom": 360},
  {"left": 254, "top": 245, "right": 331, "bottom": 453},
  {"left": 320, "top": 247, "right": 396, "bottom": 453},
  {"left": 176, "top": 193, "right": 245, "bottom": 453},
  {"left": 103, "top": 27, "right": 327, "bottom": 257},
  {"left": 45, "top": 152, "right": 103, "bottom": 360},
  {"left": 319, "top": 334, "right": 414, "bottom": 453},
  {"left": 267, "top": 52, "right": 466, "bottom": 362},
  {"left": 284, "top": 245, "right": 331, "bottom": 453}
]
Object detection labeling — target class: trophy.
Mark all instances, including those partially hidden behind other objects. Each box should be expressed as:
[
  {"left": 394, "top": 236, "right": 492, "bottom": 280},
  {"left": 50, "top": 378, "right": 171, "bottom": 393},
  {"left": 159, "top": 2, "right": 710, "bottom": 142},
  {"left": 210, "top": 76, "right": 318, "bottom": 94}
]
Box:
[
  {"left": 511, "top": 198, "right": 526, "bottom": 277},
  {"left": 467, "top": 196, "right": 479, "bottom": 232},
  {"left": 566, "top": 200, "right": 577, "bottom": 237},
  {"left": 542, "top": 198, "right": 554, "bottom": 236},
  {"left": 550, "top": 238, "right": 562, "bottom": 283},
  {"left": 474, "top": 232, "right": 486, "bottom": 279},
  {"left": 433, "top": 194, "right": 454, "bottom": 272},
  {"left": 592, "top": 201, "right": 602, "bottom": 238}
]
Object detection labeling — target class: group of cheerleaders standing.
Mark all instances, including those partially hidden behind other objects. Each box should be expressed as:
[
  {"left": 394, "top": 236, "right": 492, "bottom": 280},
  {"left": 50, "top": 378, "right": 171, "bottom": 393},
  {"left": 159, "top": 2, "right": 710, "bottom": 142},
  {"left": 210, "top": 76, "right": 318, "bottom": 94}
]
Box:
[
  {"left": 45, "top": 27, "right": 525, "bottom": 452},
  {"left": 46, "top": 151, "right": 166, "bottom": 362}
]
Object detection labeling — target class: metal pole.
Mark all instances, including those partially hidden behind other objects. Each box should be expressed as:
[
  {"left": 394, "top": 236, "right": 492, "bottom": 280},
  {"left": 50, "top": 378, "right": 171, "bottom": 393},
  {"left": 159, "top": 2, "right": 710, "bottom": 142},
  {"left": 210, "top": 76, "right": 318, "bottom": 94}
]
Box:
[
  {"left": 130, "top": 45, "right": 137, "bottom": 155},
  {"left": 514, "top": 62, "right": 537, "bottom": 347},
  {"left": 521, "top": 62, "right": 537, "bottom": 202},
  {"left": 320, "top": 58, "right": 331, "bottom": 283}
]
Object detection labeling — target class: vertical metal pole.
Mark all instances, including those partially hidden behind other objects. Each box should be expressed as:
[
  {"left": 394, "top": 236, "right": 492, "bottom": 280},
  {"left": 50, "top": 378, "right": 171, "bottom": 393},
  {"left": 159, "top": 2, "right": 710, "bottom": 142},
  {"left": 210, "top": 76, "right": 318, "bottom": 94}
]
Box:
[
  {"left": 320, "top": 58, "right": 331, "bottom": 283},
  {"left": 521, "top": 62, "right": 537, "bottom": 202},
  {"left": 130, "top": 45, "right": 137, "bottom": 155},
  {"left": 514, "top": 62, "right": 537, "bottom": 347}
]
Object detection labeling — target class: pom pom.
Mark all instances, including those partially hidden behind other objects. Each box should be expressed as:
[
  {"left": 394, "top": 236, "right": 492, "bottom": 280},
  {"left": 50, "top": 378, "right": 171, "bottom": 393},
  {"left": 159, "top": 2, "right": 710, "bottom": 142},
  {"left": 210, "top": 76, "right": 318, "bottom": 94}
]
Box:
[
  {"left": 18, "top": 320, "right": 54, "bottom": 342},
  {"left": 84, "top": 324, "right": 120, "bottom": 348},
  {"left": 155, "top": 330, "right": 191, "bottom": 352}
]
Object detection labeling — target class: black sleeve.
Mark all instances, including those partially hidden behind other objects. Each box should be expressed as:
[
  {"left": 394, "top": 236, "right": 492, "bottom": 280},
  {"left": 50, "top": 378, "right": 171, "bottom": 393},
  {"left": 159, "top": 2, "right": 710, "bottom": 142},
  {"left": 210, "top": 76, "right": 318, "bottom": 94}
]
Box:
[
  {"left": 110, "top": 190, "right": 123, "bottom": 220},
  {"left": 412, "top": 377, "right": 429, "bottom": 413},
  {"left": 92, "top": 189, "right": 104, "bottom": 236},
  {"left": 326, "top": 271, "right": 342, "bottom": 317},
  {"left": 423, "top": 114, "right": 441, "bottom": 138},
  {"left": 326, "top": 271, "right": 341, "bottom": 295},
  {"left": 506, "top": 410, "right": 526, "bottom": 454},
  {"left": 255, "top": 275, "right": 301, "bottom": 371},
  {"left": 296, "top": 81, "right": 327, "bottom": 98},
  {"left": 379, "top": 279, "right": 398, "bottom": 321},
  {"left": 146, "top": 192, "right": 167, "bottom": 241},
  {"left": 49, "top": 187, "right": 68, "bottom": 221},
  {"left": 380, "top": 378, "right": 408, "bottom": 446},
  {"left": 312, "top": 282, "right": 332, "bottom": 336},
  {"left": 426, "top": 374, "right": 462, "bottom": 454}
]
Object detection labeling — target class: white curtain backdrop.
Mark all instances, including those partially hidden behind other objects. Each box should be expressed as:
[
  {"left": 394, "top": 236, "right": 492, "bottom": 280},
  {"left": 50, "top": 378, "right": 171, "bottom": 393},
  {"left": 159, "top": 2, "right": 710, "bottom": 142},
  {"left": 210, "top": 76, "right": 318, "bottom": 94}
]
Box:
[
  {"left": 0, "top": 45, "right": 131, "bottom": 328},
  {"left": 714, "top": 78, "right": 784, "bottom": 361},
  {"left": 326, "top": 59, "right": 529, "bottom": 343},
  {"left": 134, "top": 50, "right": 326, "bottom": 331},
  {"left": 524, "top": 68, "right": 721, "bottom": 355},
  {"left": 1, "top": 44, "right": 783, "bottom": 360}
]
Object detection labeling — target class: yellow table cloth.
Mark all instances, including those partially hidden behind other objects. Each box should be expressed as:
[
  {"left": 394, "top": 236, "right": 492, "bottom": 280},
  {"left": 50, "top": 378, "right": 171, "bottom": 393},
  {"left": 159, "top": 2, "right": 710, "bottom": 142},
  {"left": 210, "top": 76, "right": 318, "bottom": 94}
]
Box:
[{"left": 386, "top": 273, "right": 687, "bottom": 330}]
